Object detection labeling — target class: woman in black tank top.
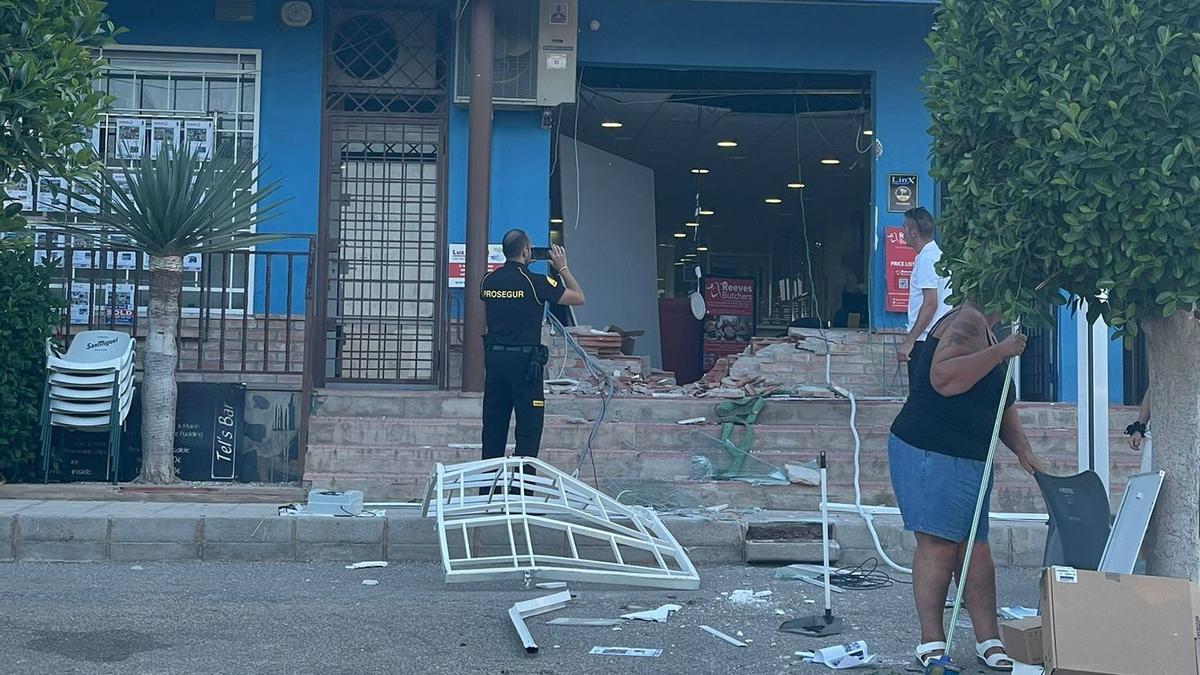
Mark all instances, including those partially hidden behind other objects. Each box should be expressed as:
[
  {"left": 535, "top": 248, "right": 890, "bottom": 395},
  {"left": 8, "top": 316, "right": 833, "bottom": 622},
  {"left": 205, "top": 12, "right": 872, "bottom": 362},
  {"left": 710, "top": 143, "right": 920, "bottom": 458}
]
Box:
[{"left": 887, "top": 303, "right": 1042, "bottom": 671}]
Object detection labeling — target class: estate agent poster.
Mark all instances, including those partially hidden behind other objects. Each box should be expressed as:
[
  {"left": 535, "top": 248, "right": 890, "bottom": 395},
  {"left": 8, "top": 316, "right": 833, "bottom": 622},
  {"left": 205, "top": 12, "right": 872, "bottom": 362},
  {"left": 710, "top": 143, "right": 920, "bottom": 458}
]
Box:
[
  {"left": 702, "top": 276, "right": 755, "bottom": 373},
  {"left": 115, "top": 118, "right": 145, "bottom": 159},
  {"left": 884, "top": 227, "right": 917, "bottom": 312},
  {"left": 447, "top": 243, "right": 505, "bottom": 288},
  {"left": 184, "top": 120, "right": 215, "bottom": 160},
  {"left": 150, "top": 119, "right": 182, "bottom": 159}
]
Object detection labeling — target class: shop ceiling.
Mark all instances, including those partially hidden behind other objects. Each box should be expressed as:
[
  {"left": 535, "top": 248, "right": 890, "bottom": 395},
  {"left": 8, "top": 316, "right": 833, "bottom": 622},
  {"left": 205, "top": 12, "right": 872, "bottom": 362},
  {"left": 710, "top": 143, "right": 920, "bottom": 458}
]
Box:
[{"left": 565, "top": 67, "right": 873, "bottom": 246}]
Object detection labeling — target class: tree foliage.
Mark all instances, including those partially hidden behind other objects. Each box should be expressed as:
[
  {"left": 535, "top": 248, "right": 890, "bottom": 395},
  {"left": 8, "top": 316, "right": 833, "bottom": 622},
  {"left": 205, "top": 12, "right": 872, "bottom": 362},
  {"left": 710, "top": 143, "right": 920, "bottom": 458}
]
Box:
[
  {"left": 926, "top": 0, "right": 1200, "bottom": 329},
  {"left": 0, "top": 0, "right": 119, "bottom": 232},
  {"left": 0, "top": 240, "right": 63, "bottom": 482}
]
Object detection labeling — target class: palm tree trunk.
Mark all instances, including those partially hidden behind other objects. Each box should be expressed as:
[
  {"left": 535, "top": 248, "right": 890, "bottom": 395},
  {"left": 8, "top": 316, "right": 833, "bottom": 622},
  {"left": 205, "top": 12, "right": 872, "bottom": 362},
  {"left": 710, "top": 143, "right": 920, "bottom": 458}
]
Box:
[
  {"left": 1143, "top": 311, "right": 1200, "bottom": 581},
  {"left": 139, "top": 254, "right": 183, "bottom": 483}
]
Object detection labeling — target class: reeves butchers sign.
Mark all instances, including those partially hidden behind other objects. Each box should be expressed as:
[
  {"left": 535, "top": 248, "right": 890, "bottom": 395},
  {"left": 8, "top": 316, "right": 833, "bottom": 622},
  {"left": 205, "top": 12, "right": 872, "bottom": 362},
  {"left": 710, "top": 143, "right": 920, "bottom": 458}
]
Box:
[
  {"left": 702, "top": 277, "right": 756, "bottom": 373},
  {"left": 704, "top": 278, "right": 755, "bottom": 316}
]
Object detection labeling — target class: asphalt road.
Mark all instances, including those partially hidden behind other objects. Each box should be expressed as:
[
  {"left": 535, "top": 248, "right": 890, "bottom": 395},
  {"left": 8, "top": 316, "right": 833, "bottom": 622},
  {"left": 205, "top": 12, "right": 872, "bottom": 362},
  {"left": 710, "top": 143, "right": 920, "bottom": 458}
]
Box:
[{"left": 0, "top": 561, "right": 1040, "bottom": 674}]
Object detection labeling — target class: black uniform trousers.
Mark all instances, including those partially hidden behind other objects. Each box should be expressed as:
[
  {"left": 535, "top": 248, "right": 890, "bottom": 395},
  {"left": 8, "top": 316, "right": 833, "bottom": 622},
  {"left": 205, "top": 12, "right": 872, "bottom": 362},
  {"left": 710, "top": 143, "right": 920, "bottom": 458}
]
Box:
[{"left": 481, "top": 347, "right": 546, "bottom": 461}]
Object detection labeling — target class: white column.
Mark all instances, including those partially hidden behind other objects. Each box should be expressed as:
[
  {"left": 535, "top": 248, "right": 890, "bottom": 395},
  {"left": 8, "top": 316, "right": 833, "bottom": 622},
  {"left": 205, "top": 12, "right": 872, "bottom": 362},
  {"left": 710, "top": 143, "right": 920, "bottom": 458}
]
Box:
[{"left": 1076, "top": 301, "right": 1111, "bottom": 492}]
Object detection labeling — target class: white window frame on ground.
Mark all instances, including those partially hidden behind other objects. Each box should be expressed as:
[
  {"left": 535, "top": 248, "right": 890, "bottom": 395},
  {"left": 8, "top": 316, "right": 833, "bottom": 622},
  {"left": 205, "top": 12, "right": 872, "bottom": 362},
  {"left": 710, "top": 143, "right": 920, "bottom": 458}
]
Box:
[{"left": 26, "top": 44, "right": 263, "bottom": 322}]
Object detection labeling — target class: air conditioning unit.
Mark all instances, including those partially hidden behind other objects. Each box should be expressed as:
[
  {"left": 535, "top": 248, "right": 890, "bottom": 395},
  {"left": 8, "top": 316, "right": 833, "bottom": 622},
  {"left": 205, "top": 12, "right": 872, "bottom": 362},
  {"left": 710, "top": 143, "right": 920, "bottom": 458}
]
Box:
[{"left": 454, "top": 0, "right": 577, "bottom": 108}]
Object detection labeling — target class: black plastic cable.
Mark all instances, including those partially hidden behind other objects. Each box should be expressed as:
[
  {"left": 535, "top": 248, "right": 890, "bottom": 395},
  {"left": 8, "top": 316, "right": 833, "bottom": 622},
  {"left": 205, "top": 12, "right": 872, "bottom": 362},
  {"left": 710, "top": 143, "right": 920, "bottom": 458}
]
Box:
[{"left": 829, "top": 557, "right": 903, "bottom": 590}]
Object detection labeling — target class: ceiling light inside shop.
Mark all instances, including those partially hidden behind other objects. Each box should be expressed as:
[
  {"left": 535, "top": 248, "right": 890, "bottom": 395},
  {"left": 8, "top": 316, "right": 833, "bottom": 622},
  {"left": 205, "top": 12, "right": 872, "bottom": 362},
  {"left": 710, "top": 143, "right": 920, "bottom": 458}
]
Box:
[
  {"left": 820, "top": 158, "right": 841, "bottom": 165},
  {"left": 862, "top": 129, "right": 874, "bottom": 136},
  {"left": 716, "top": 140, "right": 738, "bottom": 148},
  {"left": 764, "top": 198, "right": 783, "bottom": 204},
  {"left": 787, "top": 182, "right": 805, "bottom": 189},
  {"left": 696, "top": 246, "right": 709, "bottom": 252},
  {"left": 699, "top": 209, "right": 715, "bottom": 216},
  {"left": 691, "top": 168, "right": 710, "bottom": 175},
  {"left": 685, "top": 221, "right": 700, "bottom": 228},
  {"left": 673, "top": 232, "right": 687, "bottom": 238},
  {"left": 550, "top": 218, "right": 563, "bottom": 224},
  {"left": 601, "top": 121, "right": 623, "bottom": 129}
]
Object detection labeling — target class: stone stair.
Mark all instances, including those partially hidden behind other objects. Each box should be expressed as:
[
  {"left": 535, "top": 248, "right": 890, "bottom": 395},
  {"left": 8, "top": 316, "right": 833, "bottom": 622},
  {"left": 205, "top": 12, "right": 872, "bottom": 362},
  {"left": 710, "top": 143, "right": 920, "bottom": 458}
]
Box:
[{"left": 304, "top": 390, "right": 1141, "bottom": 513}]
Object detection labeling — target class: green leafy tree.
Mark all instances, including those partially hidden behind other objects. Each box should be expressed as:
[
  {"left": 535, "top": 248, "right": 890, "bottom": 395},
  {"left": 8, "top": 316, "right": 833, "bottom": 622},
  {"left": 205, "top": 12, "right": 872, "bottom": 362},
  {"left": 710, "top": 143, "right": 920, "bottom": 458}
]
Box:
[
  {"left": 927, "top": 0, "right": 1200, "bottom": 579},
  {"left": 0, "top": 241, "right": 63, "bottom": 482},
  {"left": 67, "top": 145, "right": 285, "bottom": 483},
  {"left": 0, "top": 0, "right": 120, "bottom": 231}
]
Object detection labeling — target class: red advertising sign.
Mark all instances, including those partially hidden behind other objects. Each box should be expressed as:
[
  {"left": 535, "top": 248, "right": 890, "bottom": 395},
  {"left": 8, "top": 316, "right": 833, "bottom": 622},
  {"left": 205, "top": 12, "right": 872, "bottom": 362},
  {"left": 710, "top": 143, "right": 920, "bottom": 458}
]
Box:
[
  {"left": 702, "top": 277, "right": 755, "bottom": 372},
  {"left": 448, "top": 243, "right": 505, "bottom": 288},
  {"left": 884, "top": 227, "right": 916, "bottom": 313}
]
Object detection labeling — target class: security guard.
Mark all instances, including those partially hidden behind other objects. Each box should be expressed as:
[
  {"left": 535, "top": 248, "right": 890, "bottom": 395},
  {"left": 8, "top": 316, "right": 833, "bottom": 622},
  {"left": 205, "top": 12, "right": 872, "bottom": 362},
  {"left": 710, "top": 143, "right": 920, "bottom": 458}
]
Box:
[{"left": 480, "top": 229, "right": 585, "bottom": 463}]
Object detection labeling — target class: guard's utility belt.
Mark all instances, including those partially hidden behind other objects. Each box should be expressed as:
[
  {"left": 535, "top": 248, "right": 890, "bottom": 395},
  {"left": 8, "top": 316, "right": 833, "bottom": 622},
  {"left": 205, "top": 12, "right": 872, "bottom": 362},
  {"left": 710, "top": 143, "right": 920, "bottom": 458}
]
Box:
[{"left": 487, "top": 344, "right": 541, "bottom": 353}]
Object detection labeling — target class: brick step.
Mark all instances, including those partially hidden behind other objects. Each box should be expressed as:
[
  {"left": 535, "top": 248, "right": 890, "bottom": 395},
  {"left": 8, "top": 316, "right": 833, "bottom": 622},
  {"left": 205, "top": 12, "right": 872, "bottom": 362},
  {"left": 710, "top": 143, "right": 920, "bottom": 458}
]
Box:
[
  {"left": 310, "top": 390, "right": 1136, "bottom": 431},
  {"left": 307, "top": 416, "right": 1135, "bottom": 457}
]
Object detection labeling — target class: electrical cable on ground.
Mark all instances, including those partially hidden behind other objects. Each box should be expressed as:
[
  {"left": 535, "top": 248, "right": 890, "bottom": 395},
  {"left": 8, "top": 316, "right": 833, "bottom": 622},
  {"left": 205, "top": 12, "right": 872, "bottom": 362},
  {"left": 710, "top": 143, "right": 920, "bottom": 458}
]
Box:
[{"left": 829, "top": 557, "right": 901, "bottom": 590}]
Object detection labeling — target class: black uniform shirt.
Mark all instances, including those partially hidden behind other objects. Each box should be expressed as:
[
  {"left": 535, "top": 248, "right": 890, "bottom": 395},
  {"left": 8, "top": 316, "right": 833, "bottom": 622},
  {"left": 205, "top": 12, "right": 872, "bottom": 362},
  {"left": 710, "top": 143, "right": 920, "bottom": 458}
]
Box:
[{"left": 480, "top": 261, "right": 565, "bottom": 346}]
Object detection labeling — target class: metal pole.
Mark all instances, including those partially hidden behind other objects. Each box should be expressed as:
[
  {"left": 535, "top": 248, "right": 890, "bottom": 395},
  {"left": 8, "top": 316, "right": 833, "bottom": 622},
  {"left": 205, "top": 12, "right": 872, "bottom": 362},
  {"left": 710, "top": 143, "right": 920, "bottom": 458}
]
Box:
[
  {"left": 1076, "top": 301, "right": 1111, "bottom": 492},
  {"left": 461, "top": 0, "right": 495, "bottom": 392}
]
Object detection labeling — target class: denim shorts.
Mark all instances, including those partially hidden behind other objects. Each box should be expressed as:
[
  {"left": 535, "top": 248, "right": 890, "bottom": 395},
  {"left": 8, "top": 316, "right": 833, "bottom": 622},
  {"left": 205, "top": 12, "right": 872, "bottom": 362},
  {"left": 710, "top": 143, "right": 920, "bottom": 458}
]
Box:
[{"left": 888, "top": 434, "right": 992, "bottom": 542}]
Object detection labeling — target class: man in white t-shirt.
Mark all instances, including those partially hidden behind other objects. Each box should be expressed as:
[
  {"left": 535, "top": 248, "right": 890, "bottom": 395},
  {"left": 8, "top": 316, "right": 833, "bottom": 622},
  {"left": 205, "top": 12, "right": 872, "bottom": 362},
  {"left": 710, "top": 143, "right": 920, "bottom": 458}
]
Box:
[{"left": 897, "top": 206, "right": 952, "bottom": 386}]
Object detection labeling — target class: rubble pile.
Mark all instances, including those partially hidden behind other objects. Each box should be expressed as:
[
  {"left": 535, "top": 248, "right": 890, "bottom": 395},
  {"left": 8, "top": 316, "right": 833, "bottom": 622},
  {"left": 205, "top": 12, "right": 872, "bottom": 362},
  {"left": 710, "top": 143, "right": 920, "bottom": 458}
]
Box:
[{"left": 544, "top": 326, "right": 899, "bottom": 399}]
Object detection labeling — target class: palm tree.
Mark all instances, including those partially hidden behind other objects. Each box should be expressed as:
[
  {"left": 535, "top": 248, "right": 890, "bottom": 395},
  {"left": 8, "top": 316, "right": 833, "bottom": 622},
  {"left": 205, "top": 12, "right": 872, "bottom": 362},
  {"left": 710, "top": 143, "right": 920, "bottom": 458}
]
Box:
[{"left": 65, "top": 143, "right": 285, "bottom": 483}]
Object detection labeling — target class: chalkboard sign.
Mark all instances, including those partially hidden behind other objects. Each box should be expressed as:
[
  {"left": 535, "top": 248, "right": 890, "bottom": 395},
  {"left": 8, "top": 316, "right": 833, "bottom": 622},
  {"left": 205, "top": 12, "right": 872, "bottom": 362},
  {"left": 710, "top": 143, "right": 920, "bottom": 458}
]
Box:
[{"left": 55, "top": 383, "right": 246, "bottom": 482}]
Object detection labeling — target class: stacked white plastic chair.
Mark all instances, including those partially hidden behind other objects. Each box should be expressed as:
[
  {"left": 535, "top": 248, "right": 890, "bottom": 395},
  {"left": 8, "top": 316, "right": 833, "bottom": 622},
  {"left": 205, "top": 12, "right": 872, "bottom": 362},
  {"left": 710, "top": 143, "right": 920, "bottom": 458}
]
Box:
[{"left": 40, "top": 331, "right": 136, "bottom": 483}]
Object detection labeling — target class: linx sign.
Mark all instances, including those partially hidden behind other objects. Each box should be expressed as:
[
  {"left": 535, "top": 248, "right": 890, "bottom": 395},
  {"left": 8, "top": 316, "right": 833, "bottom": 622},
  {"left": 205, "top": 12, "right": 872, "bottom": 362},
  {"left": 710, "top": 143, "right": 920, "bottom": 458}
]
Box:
[{"left": 888, "top": 174, "right": 919, "bottom": 213}]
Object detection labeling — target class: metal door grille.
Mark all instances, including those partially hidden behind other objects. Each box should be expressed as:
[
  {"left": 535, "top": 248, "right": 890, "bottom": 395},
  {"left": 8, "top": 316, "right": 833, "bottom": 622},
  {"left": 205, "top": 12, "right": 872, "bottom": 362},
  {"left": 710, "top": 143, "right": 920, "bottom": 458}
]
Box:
[
  {"left": 1020, "top": 321, "right": 1056, "bottom": 402},
  {"left": 324, "top": 120, "right": 441, "bottom": 383},
  {"left": 326, "top": 6, "right": 449, "bottom": 115}
]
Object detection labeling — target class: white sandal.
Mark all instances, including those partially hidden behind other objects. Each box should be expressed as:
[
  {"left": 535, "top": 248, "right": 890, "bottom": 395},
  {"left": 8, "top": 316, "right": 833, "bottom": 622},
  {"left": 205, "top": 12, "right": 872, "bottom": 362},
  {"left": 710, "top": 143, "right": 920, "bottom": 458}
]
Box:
[
  {"left": 976, "top": 639, "right": 1014, "bottom": 672},
  {"left": 916, "top": 641, "right": 948, "bottom": 668}
]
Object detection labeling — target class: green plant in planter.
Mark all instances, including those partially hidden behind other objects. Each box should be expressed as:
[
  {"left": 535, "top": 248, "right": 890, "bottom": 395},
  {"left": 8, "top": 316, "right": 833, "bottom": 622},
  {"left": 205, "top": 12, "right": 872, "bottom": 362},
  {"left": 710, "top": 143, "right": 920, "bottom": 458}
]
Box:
[{"left": 65, "top": 144, "right": 285, "bottom": 483}]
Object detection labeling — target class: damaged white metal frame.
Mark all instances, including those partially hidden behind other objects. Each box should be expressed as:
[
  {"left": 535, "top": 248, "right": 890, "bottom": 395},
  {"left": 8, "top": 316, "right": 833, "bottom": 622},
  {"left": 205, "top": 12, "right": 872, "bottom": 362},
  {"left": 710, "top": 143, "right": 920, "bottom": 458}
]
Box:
[
  {"left": 509, "top": 590, "right": 572, "bottom": 653},
  {"left": 421, "top": 457, "right": 700, "bottom": 590}
]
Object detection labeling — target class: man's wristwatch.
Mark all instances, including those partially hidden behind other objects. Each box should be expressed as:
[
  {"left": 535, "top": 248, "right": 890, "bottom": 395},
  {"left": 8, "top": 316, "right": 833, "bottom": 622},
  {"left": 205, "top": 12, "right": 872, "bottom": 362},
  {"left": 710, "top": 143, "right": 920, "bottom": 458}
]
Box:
[{"left": 1125, "top": 420, "right": 1148, "bottom": 436}]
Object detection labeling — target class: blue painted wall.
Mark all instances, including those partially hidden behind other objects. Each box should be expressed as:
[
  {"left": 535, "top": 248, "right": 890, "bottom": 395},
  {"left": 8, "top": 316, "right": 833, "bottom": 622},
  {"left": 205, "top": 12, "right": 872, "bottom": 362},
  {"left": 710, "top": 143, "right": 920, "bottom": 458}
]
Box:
[
  {"left": 1056, "top": 305, "right": 1125, "bottom": 404},
  {"left": 444, "top": 74, "right": 553, "bottom": 319},
  {"left": 103, "top": 0, "right": 323, "bottom": 314},
  {"left": 577, "top": 0, "right": 937, "bottom": 331}
]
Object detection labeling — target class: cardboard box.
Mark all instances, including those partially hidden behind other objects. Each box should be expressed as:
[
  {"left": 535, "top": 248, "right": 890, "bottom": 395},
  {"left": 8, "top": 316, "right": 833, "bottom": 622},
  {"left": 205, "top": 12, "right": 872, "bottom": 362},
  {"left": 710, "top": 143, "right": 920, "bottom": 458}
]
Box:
[
  {"left": 1001, "top": 617, "right": 1044, "bottom": 666},
  {"left": 1041, "top": 566, "right": 1200, "bottom": 675}
]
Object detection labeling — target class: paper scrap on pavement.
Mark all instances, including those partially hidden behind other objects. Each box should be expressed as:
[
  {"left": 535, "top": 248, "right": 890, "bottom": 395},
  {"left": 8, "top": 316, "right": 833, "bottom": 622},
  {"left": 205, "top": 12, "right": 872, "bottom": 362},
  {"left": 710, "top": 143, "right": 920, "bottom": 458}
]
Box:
[
  {"left": 345, "top": 561, "right": 388, "bottom": 570},
  {"left": 621, "top": 604, "right": 681, "bottom": 623},
  {"left": 589, "top": 646, "right": 662, "bottom": 657},
  {"left": 362, "top": 579, "right": 379, "bottom": 586},
  {"left": 729, "top": 589, "right": 769, "bottom": 604},
  {"left": 1013, "top": 663, "right": 1045, "bottom": 675},
  {"left": 805, "top": 641, "right": 877, "bottom": 670},
  {"left": 701, "top": 625, "right": 748, "bottom": 647}
]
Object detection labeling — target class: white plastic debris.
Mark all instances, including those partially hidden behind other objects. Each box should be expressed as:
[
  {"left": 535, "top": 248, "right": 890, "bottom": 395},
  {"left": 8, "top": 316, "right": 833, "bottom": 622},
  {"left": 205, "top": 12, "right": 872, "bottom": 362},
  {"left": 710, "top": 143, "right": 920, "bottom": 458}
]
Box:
[
  {"left": 701, "top": 625, "right": 747, "bottom": 647},
  {"left": 547, "top": 618, "right": 624, "bottom": 627},
  {"left": 621, "top": 604, "right": 681, "bottom": 623},
  {"left": 754, "top": 590, "right": 773, "bottom": 598},
  {"left": 129, "top": 565, "right": 144, "bottom": 571},
  {"left": 999, "top": 606, "right": 1038, "bottom": 621},
  {"left": 677, "top": 417, "right": 706, "bottom": 425},
  {"left": 775, "top": 609, "right": 787, "bottom": 616},
  {"left": 728, "top": 589, "right": 768, "bottom": 604},
  {"left": 362, "top": 579, "right": 379, "bottom": 586},
  {"left": 805, "top": 641, "right": 877, "bottom": 670},
  {"left": 345, "top": 561, "right": 388, "bottom": 570},
  {"left": 589, "top": 646, "right": 662, "bottom": 657},
  {"left": 536, "top": 582, "right": 568, "bottom": 590}
]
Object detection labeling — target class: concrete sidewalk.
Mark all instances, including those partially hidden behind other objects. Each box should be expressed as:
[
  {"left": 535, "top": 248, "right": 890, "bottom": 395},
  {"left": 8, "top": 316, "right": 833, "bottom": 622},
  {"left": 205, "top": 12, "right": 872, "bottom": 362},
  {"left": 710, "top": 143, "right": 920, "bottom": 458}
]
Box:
[{"left": 0, "top": 499, "right": 1048, "bottom": 567}]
